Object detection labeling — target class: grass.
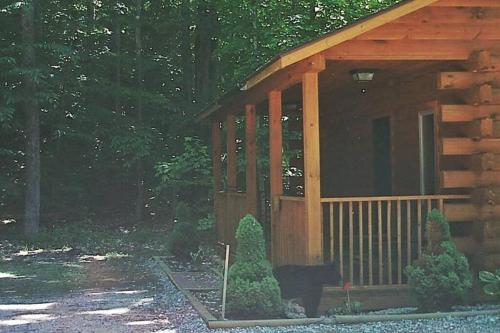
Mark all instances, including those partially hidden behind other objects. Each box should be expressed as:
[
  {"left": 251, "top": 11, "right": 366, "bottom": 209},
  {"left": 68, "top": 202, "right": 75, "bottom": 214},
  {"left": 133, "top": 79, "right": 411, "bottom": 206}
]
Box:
[
  {"left": 0, "top": 260, "right": 84, "bottom": 297},
  {"left": 1, "top": 219, "right": 171, "bottom": 297}
]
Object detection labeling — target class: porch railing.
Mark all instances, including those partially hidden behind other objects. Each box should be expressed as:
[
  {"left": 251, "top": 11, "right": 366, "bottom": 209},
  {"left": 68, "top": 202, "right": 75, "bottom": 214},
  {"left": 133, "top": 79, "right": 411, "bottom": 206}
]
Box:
[{"left": 321, "top": 194, "right": 471, "bottom": 287}]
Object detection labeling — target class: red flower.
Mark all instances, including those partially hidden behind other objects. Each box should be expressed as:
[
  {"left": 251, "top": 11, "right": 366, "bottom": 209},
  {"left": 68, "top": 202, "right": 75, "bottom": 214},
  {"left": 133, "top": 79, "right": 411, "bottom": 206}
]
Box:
[{"left": 343, "top": 282, "right": 351, "bottom": 290}]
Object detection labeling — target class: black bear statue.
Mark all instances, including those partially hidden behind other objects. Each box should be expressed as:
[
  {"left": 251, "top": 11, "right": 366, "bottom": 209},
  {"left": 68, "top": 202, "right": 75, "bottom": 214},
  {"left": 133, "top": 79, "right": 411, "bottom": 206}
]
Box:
[{"left": 273, "top": 262, "right": 343, "bottom": 318}]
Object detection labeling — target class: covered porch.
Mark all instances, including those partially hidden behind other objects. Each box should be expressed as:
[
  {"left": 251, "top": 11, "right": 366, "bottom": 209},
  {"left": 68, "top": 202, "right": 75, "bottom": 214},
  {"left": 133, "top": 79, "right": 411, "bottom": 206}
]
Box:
[{"left": 202, "top": 0, "right": 500, "bottom": 309}]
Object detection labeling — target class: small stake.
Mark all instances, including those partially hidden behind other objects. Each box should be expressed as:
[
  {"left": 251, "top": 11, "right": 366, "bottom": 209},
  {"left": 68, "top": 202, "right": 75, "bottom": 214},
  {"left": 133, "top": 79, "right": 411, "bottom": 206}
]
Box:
[{"left": 221, "top": 244, "right": 230, "bottom": 320}]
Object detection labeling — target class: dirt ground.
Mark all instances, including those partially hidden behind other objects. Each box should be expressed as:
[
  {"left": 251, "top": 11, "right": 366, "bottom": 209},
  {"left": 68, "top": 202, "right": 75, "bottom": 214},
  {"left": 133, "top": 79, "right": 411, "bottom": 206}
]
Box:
[{"left": 0, "top": 259, "right": 174, "bottom": 333}]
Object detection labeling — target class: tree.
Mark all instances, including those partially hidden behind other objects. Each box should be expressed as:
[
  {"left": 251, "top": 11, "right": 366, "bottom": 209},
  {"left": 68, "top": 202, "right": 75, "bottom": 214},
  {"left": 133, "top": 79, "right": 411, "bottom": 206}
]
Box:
[{"left": 21, "top": 0, "right": 40, "bottom": 236}]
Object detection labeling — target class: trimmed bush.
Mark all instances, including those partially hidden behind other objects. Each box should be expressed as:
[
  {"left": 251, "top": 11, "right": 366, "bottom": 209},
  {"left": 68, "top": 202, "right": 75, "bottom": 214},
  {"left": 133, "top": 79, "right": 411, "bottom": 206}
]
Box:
[
  {"left": 405, "top": 210, "right": 472, "bottom": 311},
  {"left": 226, "top": 214, "right": 282, "bottom": 318},
  {"left": 168, "top": 222, "right": 199, "bottom": 259}
]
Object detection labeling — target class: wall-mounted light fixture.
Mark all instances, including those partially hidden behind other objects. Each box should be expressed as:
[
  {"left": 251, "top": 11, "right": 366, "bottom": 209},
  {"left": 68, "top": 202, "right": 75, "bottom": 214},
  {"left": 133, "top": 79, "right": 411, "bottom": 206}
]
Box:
[{"left": 350, "top": 69, "right": 375, "bottom": 83}]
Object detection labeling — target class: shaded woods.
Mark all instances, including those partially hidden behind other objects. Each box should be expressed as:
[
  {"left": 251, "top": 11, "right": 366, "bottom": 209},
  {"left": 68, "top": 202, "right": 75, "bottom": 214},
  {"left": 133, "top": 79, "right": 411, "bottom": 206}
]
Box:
[{"left": 0, "top": 0, "right": 397, "bottom": 234}]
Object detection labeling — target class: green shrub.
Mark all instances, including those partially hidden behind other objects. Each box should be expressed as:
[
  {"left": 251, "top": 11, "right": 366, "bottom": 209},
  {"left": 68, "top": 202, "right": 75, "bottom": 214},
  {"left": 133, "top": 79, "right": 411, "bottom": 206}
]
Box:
[
  {"left": 479, "top": 269, "right": 500, "bottom": 298},
  {"left": 197, "top": 214, "right": 215, "bottom": 243},
  {"left": 406, "top": 225, "right": 472, "bottom": 312},
  {"left": 226, "top": 214, "right": 282, "bottom": 318},
  {"left": 168, "top": 222, "right": 199, "bottom": 259}
]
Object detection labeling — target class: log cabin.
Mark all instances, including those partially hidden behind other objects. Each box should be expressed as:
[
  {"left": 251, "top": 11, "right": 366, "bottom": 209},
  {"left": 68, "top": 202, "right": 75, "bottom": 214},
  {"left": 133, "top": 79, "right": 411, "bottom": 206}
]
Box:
[{"left": 199, "top": 0, "right": 500, "bottom": 309}]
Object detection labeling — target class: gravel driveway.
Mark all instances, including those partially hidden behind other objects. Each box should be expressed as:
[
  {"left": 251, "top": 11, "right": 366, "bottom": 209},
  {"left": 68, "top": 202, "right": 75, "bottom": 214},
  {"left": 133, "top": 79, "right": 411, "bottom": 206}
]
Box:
[{"left": 1, "top": 258, "right": 499, "bottom": 333}]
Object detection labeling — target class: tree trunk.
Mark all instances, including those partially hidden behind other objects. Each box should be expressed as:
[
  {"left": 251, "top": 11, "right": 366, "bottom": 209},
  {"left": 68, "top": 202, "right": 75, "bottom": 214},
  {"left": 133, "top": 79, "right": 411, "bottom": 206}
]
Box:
[
  {"left": 135, "top": 0, "right": 144, "bottom": 222},
  {"left": 181, "top": 1, "right": 193, "bottom": 106},
  {"left": 195, "top": 0, "right": 216, "bottom": 105},
  {"left": 114, "top": 4, "right": 122, "bottom": 114},
  {"left": 21, "top": 0, "right": 40, "bottom": 236}
]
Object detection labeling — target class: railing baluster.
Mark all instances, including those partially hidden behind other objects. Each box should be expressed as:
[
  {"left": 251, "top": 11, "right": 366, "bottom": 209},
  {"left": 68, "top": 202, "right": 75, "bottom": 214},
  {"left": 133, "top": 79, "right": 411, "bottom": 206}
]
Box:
[
  {"left": 319, "top": 194, "right": 471, "bottom": 287},
  {"left": 349, "top": 201, "right": 354, "bottom": 284},
  {"left": 417, "top": 199, "right": 422, "bottom": 259},
  {"left": 387, "top": 200, "right": 392, "bottom": 285},
  {"left": 359, "top": 201, "right": 364, "bottom": 286},
  {"left": 397, "top": 200, "right": 402, "bottom": 285},
  {"left": 378, "top": 200, "right": 383, "bottom": 285},
  {"left": 330, "top": 202, "right": 334, "bottom": 261},
  {"left": 368, "top": 200, "right": 373, "bottom": 286},
  {"left": 339, "top": 202, "right": 344, "bottom": 278},
  {"left": 406, "top": 200, "right": 412, "bottom": 267}
]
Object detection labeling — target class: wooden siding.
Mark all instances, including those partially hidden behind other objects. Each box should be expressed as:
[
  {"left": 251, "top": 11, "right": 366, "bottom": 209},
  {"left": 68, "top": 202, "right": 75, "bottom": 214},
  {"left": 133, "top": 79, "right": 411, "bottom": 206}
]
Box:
[
  {"left": 273, "top": 196, "right": 307, "bottom": 266},
  {"left": 320, "top": 72, "right": 445, "bottom": 197},
  {"left": 215, "top": 191, "right": 247, "bottom": 249}
]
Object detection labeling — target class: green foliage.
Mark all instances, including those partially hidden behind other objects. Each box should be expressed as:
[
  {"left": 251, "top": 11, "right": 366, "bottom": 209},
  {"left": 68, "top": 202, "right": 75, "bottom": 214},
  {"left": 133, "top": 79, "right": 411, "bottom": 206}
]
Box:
[
  {"left": 327, "top": 301, "right": 363, "bottom": 315},
  {"left": 156, "top": 137, "right": 212, "bottom": 189},
  {"left": 227, "top": 214, "right": 282, "bottom": 318},
  {"left": 479, "top": 269, "right": 500, "bottom": 298},
  {"left": 190, "top": 246, "right": 205, "bottom": 270},
  {"left": 406, "top": 241, "right": 473, "bottom": 311},
  {"left": 427, "top": 209, "right": 451, "bottom": 241},
  {"left": 168, "top": 222, "right": 200, "bottom": 259},
  {"left": 197, "top": 214, "right": 216, "bottom": 244},
  {"left": 2, "top": 219, "right": 169, "bottom": 257}
]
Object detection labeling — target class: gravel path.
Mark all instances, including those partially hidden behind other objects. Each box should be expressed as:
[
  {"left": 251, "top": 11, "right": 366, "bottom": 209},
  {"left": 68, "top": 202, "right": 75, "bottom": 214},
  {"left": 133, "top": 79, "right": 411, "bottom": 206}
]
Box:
[
  {"left": 1, "top": 258, "right": 499, "bottom": 333},
  {"left": 150, "top": 260, "right": 500, "bottom": 333}
]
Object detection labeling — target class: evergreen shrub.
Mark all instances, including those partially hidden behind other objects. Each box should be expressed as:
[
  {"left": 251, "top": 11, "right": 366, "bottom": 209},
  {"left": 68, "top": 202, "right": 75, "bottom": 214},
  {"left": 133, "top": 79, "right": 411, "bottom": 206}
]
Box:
[
  {"left": 226, "top": 214, "right": 282, "bottom": 318},
  {"left": 405, "top": 210, "right": 472, "bottom": 311}
]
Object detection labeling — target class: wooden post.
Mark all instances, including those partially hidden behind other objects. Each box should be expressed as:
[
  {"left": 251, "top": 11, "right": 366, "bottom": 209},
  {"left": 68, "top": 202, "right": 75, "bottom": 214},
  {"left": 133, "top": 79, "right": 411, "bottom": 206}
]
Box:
[
  {"left": 269, "top": 90, "right": 283, "bottom": 264},
  {"left": 302, "top": 70, "right": 323, "bottom": 264},
  {"left": 245, "top": 104, "right": 257, "bottom": 216},
  {"left": 226, "top": 113, "right": 237, "bottom": 191}
]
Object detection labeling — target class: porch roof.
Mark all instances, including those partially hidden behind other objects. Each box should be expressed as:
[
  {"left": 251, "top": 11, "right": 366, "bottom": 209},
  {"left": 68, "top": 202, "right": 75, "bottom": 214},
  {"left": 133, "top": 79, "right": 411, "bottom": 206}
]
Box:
[{"left": 198, "top": 0, "right": 442, "bottom": 121}]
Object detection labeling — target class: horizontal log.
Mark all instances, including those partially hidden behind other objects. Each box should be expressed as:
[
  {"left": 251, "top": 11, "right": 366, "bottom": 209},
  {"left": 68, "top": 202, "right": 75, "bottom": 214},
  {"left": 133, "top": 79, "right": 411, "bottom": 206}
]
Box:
[
  {"left": 467, "top": 84, "right": 500, "bottom": 105},
  {"left": 357, "top": 23, "right": 500, "bottom": 41},
  {"left": 468, "top": 51, "right": 500, "bottom": 72},
  {"left": 469, "top": 118, "right": 494, "bottom": 139},
  {"left": 442, "top": 138, "right": 500, "bottom": 155},
  {"left": 472, "top": 186, "right": 500, "bottom": 205},
  {"left": 442, "top": 170, "right": 500, "bottom": 188},
  {"left": 394, "top": 7, "right": 500, "bottom": 24},
  {"left": 438, "top": 72, "right": 500, "bottom": 90},
  {"left": 325, "top": 40, "right": 498, "bottom": 61},
  {"left": 483, "top": 221, "right": 500, "bottom": 239},
  {"left": 444, "top": 203, "right": 476, "bottom": 221},
  {"left": 452, "top": 236, "right": 478, "bottom": 254},
  {"left": 440, "top": 104, "right": 500, "bottom": 122},
  {"left": 431, "top": 0, "right": 500, "bottom": 7},
  {"left": 477, "top": 205, "right": 500, "bottom": 220},
  {"left": 471, "top": 153, "right": 500, "bottom": 172},
  {"left": 481, "top": 238, "right": 500, "bottom": 253}
]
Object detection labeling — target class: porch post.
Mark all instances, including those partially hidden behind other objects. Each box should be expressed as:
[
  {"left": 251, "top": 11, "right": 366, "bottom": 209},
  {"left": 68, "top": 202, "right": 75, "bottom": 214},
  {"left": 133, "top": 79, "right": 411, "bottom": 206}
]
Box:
[
  {"left": 269, "top": 90, "right": 282, "bottom": 265},
  {"left": 302, "top": 70, "right": 323, "bottom": 264},
  {"left": 226, "top": 113, "right": 237, "bottom": 191},
  {"left": 245, "top": 104, "right": 257, "bottom": 216}
]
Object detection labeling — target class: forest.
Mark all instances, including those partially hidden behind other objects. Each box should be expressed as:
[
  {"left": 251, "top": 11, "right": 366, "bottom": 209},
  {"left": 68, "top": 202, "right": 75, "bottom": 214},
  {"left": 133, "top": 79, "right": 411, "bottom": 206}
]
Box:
[{"left": 0, "top": 0, "right": 398, "bottom": 234}]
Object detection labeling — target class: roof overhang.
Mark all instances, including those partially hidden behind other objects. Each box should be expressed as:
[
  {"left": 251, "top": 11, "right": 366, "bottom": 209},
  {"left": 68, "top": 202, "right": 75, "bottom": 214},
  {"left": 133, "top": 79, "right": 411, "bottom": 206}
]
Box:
[{"left": 199, "top": 0, "right": 442, "bottom": 121}]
